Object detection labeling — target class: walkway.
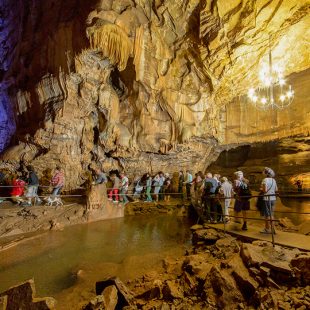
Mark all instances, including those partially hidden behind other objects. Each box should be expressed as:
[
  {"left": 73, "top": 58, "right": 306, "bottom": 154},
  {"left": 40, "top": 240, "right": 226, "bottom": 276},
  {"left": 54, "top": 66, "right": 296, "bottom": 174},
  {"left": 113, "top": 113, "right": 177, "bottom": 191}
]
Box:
[
  {"left": 206, "top": 221, "right": 310, "bottom": 251},
  {"left": 190, "top": 196, "right": 310, "bottom": 251}
]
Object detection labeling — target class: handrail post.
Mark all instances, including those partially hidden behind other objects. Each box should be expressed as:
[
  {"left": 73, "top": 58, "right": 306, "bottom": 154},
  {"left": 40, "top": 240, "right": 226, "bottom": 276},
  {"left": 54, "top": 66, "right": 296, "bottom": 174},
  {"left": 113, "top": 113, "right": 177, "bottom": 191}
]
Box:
[{"left": 268, "top": 203, "right": 275, "bottom": 247}]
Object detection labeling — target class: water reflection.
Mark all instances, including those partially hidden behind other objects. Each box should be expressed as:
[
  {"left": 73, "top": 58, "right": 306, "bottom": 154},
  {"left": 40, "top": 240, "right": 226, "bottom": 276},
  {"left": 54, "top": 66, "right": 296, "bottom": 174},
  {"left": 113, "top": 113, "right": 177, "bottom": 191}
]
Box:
[{"left": 0, "top": 215, "right": 193, "bottom": 297}]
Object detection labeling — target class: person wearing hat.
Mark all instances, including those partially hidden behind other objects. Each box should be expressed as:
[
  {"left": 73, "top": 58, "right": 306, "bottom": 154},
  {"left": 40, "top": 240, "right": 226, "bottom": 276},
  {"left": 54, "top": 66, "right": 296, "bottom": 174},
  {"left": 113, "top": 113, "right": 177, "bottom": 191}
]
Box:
[
  {"left": 233, "top": 171, "right": 250, "bottom": 230},
  {"left": 260, "top": 167, "right": 278, "bottom": 234}
]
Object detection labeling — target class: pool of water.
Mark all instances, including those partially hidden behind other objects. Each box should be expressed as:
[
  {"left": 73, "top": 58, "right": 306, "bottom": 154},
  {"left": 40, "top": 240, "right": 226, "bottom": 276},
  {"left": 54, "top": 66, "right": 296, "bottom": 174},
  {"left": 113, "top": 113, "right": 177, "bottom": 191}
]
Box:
[{"left": 0, "top": 215, "right": 193, "bottom": 307}]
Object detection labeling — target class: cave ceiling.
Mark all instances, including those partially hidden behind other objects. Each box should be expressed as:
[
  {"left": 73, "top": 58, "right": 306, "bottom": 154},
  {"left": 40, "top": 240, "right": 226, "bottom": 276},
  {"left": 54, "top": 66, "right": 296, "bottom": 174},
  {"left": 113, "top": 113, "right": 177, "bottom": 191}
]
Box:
[{"left": 0, "top": 0, "right": 309, "bottom": 187}]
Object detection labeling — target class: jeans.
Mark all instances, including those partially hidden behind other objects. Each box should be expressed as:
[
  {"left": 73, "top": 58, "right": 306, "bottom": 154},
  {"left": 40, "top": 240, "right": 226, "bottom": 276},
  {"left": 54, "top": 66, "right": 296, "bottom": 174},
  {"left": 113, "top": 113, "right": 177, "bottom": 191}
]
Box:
[
  {"left": 146, "top": 187, "right": 152, "bottom": 201},
  {"left": 186, "top": 184, "right": 191, "bottom": 199},
  {"left": 52, "top": 186, "right": 62, "bottom": 197},
  {"left": 224, "top": 199, "right": 231, "bottom": 218},
  {"left": 120, "top": 188, "right": 128, "bottom": 203}
]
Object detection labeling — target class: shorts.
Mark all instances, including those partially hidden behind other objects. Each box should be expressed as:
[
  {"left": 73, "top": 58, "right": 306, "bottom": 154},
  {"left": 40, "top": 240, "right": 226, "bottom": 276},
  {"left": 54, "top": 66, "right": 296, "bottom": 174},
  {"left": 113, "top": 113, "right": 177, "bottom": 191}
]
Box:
[
  {"left": 234, "top": 199, "right": 250, "bottom": 212},
  {"left": 154, "top": 186, "right": 161, "bottom": 194},
  {"left": 262, "top": 200, "right": 275, "bottom": 217}
]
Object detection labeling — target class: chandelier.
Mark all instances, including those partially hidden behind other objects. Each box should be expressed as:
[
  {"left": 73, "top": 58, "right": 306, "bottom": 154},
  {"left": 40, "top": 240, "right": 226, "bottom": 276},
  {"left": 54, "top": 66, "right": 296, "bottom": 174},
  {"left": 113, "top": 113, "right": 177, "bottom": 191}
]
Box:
[{"left": 247, "top": 45, "right": 294, "bottom": 110}]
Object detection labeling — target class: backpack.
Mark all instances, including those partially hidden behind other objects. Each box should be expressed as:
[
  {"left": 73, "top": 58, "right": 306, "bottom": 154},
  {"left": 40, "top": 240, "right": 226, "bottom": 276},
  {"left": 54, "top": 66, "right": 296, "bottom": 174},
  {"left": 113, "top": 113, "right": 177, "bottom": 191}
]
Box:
[
  {"left": 238, "top": 182, "right": 252, "bottom": 200},
  {"left": 204, "top": 181, "right": 213, "bottom": 195}
]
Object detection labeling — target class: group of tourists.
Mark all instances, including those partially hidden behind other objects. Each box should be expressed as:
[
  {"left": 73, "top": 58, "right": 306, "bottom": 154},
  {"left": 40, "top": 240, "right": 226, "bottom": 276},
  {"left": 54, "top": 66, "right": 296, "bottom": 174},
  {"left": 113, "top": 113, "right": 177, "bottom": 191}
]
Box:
[
  {"left": 0, "top": 166, "right": 65, "bottom": 206},
  {"left": 0, "top": 164, "right": 279, "bottom": 234},
  {"left": 188, "top": 167, "right": 278, "bottom": 234}
]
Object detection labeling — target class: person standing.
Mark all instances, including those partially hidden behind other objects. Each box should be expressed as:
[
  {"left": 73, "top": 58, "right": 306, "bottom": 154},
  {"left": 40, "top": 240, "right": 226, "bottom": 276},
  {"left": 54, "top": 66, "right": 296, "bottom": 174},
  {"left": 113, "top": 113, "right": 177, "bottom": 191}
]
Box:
[
  {"left": 178, "top": 171, "right": 184, "bottom": 197},
  {"left": 219, "top": 177, "right": 233, "bottom": 223},
  {"left": 184, "top": 171, "right": 193, "bottom": 200},
  {"left": 10, "top": 173, "right": 26, "bottom": 204},
  {"left": 25, "top": 165, "right": 42, "bottom": 206},
  {"left": 295, "top": 179, "right": 303, "bottom": 192},
  {"left": 145, "top": 175, "right": 153, "bottom": 202},
  {"left": 119, "top": 172, "right": 129, "bottom": 204},
  {"left": 260, "top": 167, "right": 278, "bottom": 234},
  {"left": 153, "top": 174, "right": 161, "bottom": 202},
  {"left": 51, "top": 166, "right": 65, "bottom": 196},
  {"left": 93, "top": 168, "right": 108, "bottom": 184},
  {"left": 201, "top": 173, "right": 218, "bottom": 222},
  {"left": 158, "top": 172, "right": 165, "bottom": 201},
  {"left": 233, "top": 171, "right": 250, "bottom": 231},
  {"left": 108, "top": 174, "right": 120, "bottom": 203}
]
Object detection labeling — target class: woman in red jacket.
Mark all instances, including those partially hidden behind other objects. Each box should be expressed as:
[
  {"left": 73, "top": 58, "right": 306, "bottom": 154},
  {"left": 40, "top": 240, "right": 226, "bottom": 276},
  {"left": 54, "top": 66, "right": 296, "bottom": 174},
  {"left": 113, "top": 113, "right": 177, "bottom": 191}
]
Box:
[{"left": 10, "top": 174, "right": 26, "bottom": 204}]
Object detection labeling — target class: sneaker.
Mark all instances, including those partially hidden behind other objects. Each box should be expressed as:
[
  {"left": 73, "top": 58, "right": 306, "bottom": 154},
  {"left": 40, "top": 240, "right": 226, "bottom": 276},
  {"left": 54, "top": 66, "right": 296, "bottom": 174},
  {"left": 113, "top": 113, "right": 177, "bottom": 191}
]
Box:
[
  {"left": 113, "top": 200, "right": 118, "bottom": 203},
  {"left": 260, "top": 228, "right": 271, "bottom": 234},
  {"left": 242, "top": 223, "right": 248, "bottom": 231},
  {"left": 108, "top": 198, "right": 113, "bottom": 201}
]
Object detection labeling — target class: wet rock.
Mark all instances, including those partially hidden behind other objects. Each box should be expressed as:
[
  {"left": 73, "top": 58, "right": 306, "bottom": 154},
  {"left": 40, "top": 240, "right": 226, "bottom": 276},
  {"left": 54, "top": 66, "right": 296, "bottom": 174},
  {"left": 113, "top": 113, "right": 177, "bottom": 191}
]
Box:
[
  {"left": 180, "top": 272, "right": 196, "bottom": 296},
  {"left": 290, "top": 253, "right": 310, "bottom": 285},
  {"left": 0, "top": 279, "right": 56, "bottom": 310},
  {"left": 163, "top": 257, "right": 183, "bottom": 276},
  {"left": 298, "top": 220, "right": 310, "bottom": 235},
  {"left": 82, "top": 295, "right": 105, "bottom": 310},
  {"left": 182, "top": 254, "right": 213, "bottom": 280},
  {"left": 96, "top": 277, "right": 134, "bottom": 308},
  {"left": 240, "top": 242, "right": 298, "bottom": 274},
  {"left": 277, "top": 217, "right": 299, "bottom": 232},
  {"left": 215, "top": 236, "right": 240, "bottom": 258},
  {"left": 190, "top": 224, "right": 203, "bottom": 231},
  {"left": 102, "top": 285, "right": 118, "bottom": 310},
  {"left": 136, "top": 279, "right": 162, "bottom": 301},
  {"left": 228, "top": 256, "right": 259, "bottom": 302},
  {"left": 162, "top": 280, "right": 183, "bottom": 300},
  {"left": 206, "top": 266, "right": 243, "bottom": 309},
  {"left": 192, "top": 228, "right": 222, "bottom": 245}
]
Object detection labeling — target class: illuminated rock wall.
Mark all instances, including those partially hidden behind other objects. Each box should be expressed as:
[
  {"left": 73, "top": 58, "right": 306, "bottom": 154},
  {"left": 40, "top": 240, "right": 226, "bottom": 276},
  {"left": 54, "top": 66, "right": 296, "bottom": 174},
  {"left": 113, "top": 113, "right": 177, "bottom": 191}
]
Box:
[{"left": 0, "top": 0, "right": 309, "bottom": 188}]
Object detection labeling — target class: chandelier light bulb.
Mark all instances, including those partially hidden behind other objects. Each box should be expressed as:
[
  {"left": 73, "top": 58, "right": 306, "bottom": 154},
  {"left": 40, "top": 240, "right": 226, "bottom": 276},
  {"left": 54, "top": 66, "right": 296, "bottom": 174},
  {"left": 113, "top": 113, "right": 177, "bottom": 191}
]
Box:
[
  {"left": 280, "top": 95, "right": 286, "bottom": 102},
  {"left": 279, "top": 79, "right": 285, "bottom": 86},
  {"left": 261, "top": 97, "right": 267, "bottom": 104},
  {"left": 287, "top": 90, "right": 293, "bottom": 98},
  {"left": 248, "top": 88, "right": 255, "bottom": 98}
]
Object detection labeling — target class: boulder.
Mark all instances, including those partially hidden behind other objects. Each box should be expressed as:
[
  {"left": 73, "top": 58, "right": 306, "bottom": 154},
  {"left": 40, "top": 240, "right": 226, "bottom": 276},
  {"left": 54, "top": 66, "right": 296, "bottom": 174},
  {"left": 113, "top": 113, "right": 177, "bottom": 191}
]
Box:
[
  {"left": 0, "top": 279, "right": 56, "bottom": 310},
  {"left": 228, "top": 256, "right": 259, "bottom": 302},
  {"left": 96, "top": 277, "right": 134, "bottom": 308},
  {"left": 206, "top": 266, "right": 243, "bottom": 309},
  {"left": 102, "top": 285, "right": 118, "bottom": 310},
  {"left": 162, "top": 280, "right": 183, "bottom": 300},
  {"left": 290, "top": 253, "right": 310, "bottom": 285},
  {"left": 192, "top": 228, "right": 222, "bottom": 245}
]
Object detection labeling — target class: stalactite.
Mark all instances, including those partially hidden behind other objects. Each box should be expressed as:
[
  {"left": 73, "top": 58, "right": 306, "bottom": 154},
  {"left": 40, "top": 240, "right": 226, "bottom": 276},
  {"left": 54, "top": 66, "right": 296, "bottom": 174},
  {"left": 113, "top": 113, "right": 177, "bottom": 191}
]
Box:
[{"left": 88, "top": 24, "right": 132, "bottom": 71}]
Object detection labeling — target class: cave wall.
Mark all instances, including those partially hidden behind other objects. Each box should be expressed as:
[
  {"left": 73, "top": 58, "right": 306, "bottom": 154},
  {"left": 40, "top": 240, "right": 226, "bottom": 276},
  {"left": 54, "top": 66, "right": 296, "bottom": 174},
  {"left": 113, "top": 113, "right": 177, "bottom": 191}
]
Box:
[
  {"left": 208, "top": 135, "right": 310, "bottom": 190},
  {"left": 0, "top": 0, "right": 309, "bottom": 189},
  {"left": 221, "top": 69, "right": 310, "bottom": 145}
]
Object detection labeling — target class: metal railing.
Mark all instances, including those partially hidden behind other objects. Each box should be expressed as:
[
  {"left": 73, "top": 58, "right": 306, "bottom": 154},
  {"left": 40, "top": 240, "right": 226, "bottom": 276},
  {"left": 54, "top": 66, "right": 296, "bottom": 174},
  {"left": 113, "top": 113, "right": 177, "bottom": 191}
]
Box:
[{"left": 189, "top": 191, "right": 310, "bottom": 248}]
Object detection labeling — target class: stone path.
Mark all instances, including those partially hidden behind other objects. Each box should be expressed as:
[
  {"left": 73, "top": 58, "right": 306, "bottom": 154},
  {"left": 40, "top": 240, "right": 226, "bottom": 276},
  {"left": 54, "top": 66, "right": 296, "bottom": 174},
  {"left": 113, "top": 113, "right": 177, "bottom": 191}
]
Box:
[{"left": 206, "top": 221, "right": 310, "bottom": 251}]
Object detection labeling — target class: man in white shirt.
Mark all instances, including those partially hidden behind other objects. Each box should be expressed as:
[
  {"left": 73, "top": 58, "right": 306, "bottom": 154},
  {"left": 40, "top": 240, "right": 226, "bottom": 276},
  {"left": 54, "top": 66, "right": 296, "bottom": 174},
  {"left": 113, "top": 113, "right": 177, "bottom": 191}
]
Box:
[{"left": 184, "top": 171, "right": 193, "bottom": 199}]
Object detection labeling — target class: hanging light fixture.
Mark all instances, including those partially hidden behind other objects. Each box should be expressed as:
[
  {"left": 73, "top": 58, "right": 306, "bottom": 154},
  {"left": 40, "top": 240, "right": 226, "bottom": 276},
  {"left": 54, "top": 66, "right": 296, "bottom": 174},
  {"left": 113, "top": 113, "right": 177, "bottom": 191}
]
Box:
[{"left": 247, "top": 39, "right": 294, "bottom": 110}]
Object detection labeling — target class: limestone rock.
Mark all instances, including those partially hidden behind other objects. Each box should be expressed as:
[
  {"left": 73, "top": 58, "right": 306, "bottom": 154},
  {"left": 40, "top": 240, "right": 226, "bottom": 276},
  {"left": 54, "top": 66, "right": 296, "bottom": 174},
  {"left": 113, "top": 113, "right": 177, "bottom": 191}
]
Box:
[
  {"left": 96, "top": 277, "right": 134, "bottom": 308},
  {"left": 162, "top": 280, "right": 183, "bottom": 300},
  {"left": 102, "top": 285, "right": 118, "bottom": 310},
  {"left": 0, "top": 279, "right": 56, "bottom": 310},
  {"left": 290, "top": 253, "right": 310, "bottom": 286},
  {"left": 192, "top": 228, "right": 223, "bottom": 245},
  {"left": 206, "top": 266, "right": 243, "bottom": 309}
]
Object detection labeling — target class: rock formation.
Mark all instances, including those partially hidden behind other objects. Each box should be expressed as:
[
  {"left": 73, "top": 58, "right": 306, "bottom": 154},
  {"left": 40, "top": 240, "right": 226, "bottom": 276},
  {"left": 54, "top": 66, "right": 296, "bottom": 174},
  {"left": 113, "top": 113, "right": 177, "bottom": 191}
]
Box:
[{"left": 0, "top": 0, "right": 309, "bottom": 189}]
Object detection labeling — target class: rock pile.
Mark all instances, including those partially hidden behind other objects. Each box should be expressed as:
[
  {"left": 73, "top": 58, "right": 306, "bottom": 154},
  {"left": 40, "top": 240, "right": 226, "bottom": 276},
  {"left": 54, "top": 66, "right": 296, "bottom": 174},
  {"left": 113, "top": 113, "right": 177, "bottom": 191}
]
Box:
[{"left": 82, "top": 226, "right": 310, "bottom": 309}]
